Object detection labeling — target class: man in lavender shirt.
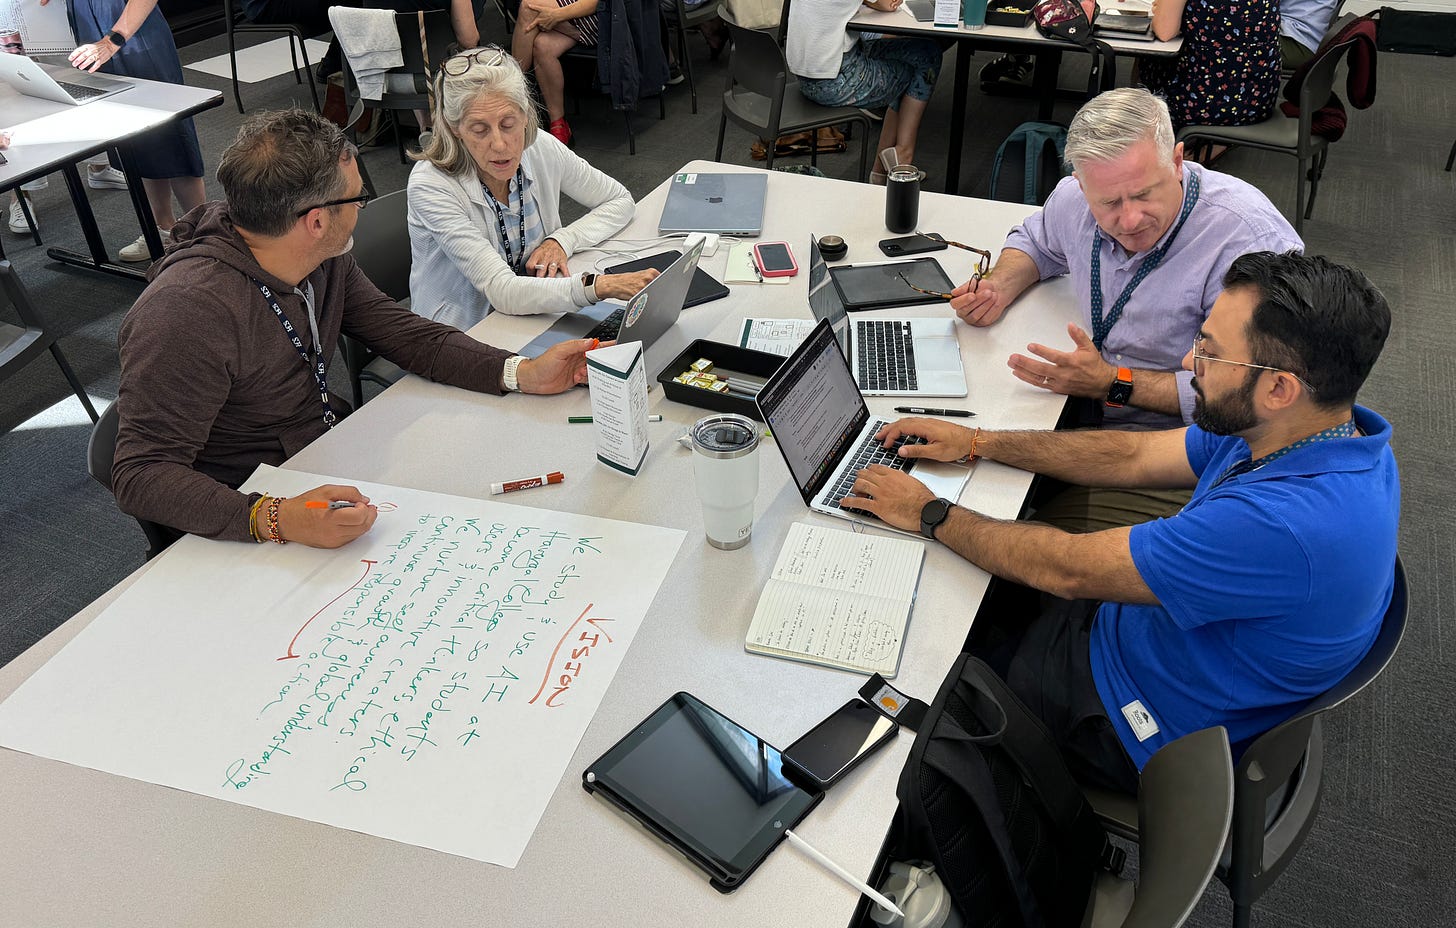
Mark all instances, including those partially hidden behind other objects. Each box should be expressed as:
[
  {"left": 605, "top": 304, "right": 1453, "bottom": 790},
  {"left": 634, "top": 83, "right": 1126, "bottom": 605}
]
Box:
[{"left": 951, "top": 88, "right": 1301, "bottom": 528}]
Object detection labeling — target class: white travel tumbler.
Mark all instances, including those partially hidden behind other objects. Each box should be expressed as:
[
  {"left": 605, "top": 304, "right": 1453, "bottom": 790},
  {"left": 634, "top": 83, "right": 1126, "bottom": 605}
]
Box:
[{"left": 690, "top": 414, "right": 761, "bottom": 550}]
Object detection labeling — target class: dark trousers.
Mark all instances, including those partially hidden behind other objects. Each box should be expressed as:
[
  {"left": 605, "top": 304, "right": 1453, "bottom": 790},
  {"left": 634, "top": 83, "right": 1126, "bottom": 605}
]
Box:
[{"left": 976, "top": 594, "right": 1141, "bottom": 795}]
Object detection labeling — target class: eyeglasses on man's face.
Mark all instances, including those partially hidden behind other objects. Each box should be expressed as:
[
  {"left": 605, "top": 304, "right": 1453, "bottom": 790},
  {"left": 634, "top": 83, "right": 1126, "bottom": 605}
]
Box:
[
  {"left": 295, "top": 188, "right": 374, "bottom": 217},
  {"left": 1190, "top": 334, "right": 1314, "bottom": 393},
  {"left": 442, "top": 46, "right": 509, "bottom": 76}
]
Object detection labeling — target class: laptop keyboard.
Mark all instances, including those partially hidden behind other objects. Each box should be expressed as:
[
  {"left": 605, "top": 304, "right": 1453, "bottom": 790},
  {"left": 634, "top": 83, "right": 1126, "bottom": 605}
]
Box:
[
  {"left": 585, "top": 307, "right": 625, "bottom": 341},
  {"left": 823, "top": 427, "right": 927, "bottom": 516},
  {"left": 57, "top": 81, "right": 108, "bottom": 102},
  {"left": 856, "top": 319, "right": 918, "bottom": 392}
]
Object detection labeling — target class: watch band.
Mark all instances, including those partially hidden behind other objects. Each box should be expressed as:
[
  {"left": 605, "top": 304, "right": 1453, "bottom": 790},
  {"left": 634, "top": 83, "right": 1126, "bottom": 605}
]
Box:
[
  {"left": 106, "top": 29, "right": 127, "bottom": 46},
  {"left": 581, "top": 272, "right": 598, "bottom": 302},
  {"left": 920, "top": 497, "right": 953, "bottom": 540},
  {"left": 502, "top": 355, "right": 524, "bottom": 392}
]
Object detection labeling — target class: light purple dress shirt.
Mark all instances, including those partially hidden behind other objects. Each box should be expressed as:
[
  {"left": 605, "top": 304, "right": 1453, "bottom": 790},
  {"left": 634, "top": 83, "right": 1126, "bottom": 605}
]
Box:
[{"left": 1004, "top": 162, "right": 1303, "bottom": 430}]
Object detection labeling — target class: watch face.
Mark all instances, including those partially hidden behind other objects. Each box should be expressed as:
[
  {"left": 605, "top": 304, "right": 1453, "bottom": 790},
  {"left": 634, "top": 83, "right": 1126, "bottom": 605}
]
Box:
[
  {"left": 1107, "top": 381, "right": 1133, "bottom": 406},
  {"left": 921, "top": 498, "right": 951, "bottom": 538}
]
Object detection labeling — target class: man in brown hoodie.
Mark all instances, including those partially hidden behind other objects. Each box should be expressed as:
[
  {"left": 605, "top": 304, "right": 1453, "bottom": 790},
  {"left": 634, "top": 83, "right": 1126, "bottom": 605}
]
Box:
[{"left": 113, "top": 109, "right": 599, "bottom": 550}]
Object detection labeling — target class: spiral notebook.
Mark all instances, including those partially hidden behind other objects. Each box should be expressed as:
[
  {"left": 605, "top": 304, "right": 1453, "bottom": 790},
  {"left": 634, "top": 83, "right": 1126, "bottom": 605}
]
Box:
[
  {"left": 745, "top": 522, "right": 926, "bottom": 677},
  {"left": 1, "top": 0, "right": 76, "bottom": 54}
]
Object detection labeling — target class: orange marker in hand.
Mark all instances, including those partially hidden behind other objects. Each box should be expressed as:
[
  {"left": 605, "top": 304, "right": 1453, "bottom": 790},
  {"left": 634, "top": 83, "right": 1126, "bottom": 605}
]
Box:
[{"left": 305, "top": 500, "right": 357, "bottom": 510}]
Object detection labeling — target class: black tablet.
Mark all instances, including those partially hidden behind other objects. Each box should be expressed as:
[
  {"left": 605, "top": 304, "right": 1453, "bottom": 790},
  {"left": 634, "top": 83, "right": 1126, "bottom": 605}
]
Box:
[
  {"left": 583, "top": 692, "right": 822, "bottom": 892},
  {"left": 606, "top": 250, "right": 730, "bottom": 308},
  {"left": 827, "top": 257, "right": 957, "bottom": 311}
]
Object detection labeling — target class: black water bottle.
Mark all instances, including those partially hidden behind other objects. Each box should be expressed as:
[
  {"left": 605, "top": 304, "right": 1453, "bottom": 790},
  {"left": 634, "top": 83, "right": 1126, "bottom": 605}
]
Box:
[{"left": 885, "top": 166, "right": 921, "bottom": 234}]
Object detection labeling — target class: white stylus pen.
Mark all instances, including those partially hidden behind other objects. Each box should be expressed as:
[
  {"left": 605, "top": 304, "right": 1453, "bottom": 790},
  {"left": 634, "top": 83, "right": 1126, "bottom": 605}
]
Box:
[{"left": 784, "top": 828, "right": 905, "bottom": 918}]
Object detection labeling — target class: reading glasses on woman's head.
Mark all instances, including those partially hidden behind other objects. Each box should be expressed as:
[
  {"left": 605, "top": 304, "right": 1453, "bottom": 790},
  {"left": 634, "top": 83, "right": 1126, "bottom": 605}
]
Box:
[
  {"left": 443, "top": 46, "right": 510, "bottom": 76},
  {"left": 1191, "top": 334, "right": 1314, "bottom": 392}
]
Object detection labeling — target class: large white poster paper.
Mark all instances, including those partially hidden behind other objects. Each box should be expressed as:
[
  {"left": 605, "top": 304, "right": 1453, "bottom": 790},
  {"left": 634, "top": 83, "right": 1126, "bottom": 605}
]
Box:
[{"left": 0, "top": 466, "right": 685, "bottom": 866}]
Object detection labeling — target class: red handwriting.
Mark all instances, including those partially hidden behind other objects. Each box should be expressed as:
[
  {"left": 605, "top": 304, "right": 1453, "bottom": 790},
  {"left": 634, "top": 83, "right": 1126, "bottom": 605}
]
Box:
[
  {"left": 527, "top": 605, "right": 615, "bottom": 707},
  {"left": 278, "top": 559, "right": 377, "bottom": 661}
]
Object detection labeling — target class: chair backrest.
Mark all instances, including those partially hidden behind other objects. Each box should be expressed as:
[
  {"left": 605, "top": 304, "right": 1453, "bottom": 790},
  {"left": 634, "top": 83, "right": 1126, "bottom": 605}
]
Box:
[
  {"left": 1301, "top": 14, "right": 1359, "bottom": 115},
  {"left": 721, "top": 18, "right": 790, "bottom": 132},
  {"left": 350, "top": 188, "right": 412, "bottom": 302},
  {"left": 1120, "top": 726, "right": 1234, "bottom": 928},
  {"left": 1, "top": 259, "right": 52, "bottom": 375},
  {"left": 86, "top": 400, "right": 121, "bottom": 492},
  {"left": 336, "top": 6, "right": 456, "bottom": 102}
]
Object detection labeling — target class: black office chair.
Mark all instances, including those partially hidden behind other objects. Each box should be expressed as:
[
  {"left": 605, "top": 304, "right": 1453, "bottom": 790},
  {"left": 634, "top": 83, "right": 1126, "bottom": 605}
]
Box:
[
  {"left": 1084, "top": 726, "right": 1234, "bottom": 928},
  {"left": 86, "top": 402, "right": 177, "bottom": 561},
  {"left": 339, "top": 189, "right": 409, "bottom": 409},
  {"left": 0, "top": 260, "right": 98, "bottom": 428},
  {"left": 224, "top": 0, "right": 321, "bottom": 114},
  {"left": 335, "top": 7, "right": 458, "bottom": 164},
  {"left": 714, "top": 15, "right": 872, "bottom": 178},
  {"left": 1084, "top": 556, "right": 1409, "bottom": 928}
]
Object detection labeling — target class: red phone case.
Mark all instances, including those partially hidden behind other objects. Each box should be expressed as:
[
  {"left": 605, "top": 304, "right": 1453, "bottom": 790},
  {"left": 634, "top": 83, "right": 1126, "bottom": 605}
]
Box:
[{"left": 753, "top": 241, "right": 799, "bottom": 278}]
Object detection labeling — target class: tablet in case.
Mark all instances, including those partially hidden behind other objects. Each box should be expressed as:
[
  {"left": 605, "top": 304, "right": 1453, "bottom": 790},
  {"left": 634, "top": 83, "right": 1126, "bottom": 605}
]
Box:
[
  {"left": 582, "top": 691, "right": 822, "bottom": 892},
  {"left": 827, "top": 257, "right": 957, "bottom": 311},
  {"left": 606, "top": 249, "right": 730, "bottom": 308}
]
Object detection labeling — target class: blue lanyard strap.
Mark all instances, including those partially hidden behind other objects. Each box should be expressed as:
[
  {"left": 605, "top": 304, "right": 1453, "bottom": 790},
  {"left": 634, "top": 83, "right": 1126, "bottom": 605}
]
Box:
[
  {"left": 252, "top": 277, "right": 336, "bottom": 429},
  {"left": 1088, "top": 169, "right": 1202, "bottom": 351},
  {"left": 486, "top": 166, "right": 528, "bottom": 274},
  {"left": 1211, "top": 419, "right": 1356, "bottom": 489}
]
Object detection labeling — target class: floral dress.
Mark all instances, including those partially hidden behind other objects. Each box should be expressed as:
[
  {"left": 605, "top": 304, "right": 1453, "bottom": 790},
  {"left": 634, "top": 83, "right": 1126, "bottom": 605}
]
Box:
[{"left": 1139, "top": 0, "right": 1282, "bottom": 128}]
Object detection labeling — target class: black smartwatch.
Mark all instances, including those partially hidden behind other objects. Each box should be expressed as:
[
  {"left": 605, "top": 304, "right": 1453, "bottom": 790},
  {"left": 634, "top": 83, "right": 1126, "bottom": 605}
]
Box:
[
  {"left": 106, "top": 30, "right": 127, "bottom": 47},
  {"left": 1105, "top": 366, "right": 1133, "bottom": 408},
  {"left": 920, "top": 497, "right": 953, "bottom": 540}
]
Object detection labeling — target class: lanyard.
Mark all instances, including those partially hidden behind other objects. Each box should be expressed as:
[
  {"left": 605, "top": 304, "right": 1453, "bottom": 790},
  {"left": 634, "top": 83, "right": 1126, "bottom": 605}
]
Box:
[
  {"left": 252, "top": 277, "right": 336, "bottom": 429},
  {"left": 1211, "top": 419, "right": 1356, "bottom": 489},
  {"left": 485, "top": 166, "right": 527, "bottom": 274},
  {"left": 1088, "top": 170, "right": 1201, "bottom": 351}
]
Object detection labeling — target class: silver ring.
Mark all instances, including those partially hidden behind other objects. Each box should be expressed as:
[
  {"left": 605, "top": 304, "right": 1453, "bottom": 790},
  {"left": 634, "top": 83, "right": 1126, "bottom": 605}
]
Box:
[
  {"left": 549, "top": 262, "right": 558, "bottom": 269},
  {"left": 1042, "top": 376, "right": 1049, "bottom": 385}
]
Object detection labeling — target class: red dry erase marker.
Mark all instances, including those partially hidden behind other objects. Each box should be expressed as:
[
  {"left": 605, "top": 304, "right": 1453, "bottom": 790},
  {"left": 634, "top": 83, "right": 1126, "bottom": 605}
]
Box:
[{"left": 491, "top": 471, "right": 565, "bottom": 495}]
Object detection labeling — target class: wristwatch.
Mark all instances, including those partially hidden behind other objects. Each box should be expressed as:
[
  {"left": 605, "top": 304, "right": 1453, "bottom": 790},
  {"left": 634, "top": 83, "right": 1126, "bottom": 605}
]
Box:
[
  {"left": 580, "top": 272, "right": 598, "bottom": 300},
  {"left": 1105, "top": 366, "right": 1134, "bottom": 408},
  {"left": 105, "top": 30, "right": 127, "bottom": 47},
  {"left": 920, "top": 497, "right": 953, "bottom": 540}
]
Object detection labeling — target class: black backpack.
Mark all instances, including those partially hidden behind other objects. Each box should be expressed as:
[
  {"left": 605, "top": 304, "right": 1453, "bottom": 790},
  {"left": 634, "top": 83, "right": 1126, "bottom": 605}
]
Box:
[
  {"left": 989, "top": 122, "right": 1070, "bottom": 205},
  {"left": 886, "top": 654, "right": 1124, "bottom": 927}
]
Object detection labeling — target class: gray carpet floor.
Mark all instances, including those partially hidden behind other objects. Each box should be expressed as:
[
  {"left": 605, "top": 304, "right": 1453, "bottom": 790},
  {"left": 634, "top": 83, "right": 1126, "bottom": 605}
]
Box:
[{"left": 1, "top": 15, "right": 1453, "bottom": 927}]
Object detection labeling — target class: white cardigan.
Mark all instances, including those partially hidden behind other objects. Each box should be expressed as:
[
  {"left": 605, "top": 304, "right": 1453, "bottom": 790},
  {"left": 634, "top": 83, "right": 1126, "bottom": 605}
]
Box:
[
  {"left": 786, "top": 0, "right": 859, "bottom": 79},
  {"left": 406, "top": 132, "right": 634, "bottom": 330}
]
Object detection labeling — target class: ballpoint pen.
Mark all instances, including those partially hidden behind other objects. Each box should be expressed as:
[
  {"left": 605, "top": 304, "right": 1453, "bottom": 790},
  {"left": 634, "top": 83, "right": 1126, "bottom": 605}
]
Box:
[{"left": 894, "top": 406, "right": 975, "bottom": 417}]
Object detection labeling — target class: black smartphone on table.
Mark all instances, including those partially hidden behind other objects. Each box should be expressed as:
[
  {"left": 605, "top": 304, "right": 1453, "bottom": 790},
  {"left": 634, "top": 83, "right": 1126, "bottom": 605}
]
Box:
[
  {"left": 878, "top": 233, "right": 949, "bottom": 258},
  {"left": 783, "top": 698, "right": 899, "bottom": 791}
]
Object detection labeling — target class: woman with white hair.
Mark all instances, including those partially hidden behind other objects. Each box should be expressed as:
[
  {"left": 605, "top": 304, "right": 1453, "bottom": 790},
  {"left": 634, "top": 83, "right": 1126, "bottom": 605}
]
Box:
[{"left": 407, "top": 47, "right": 657, "bottom": 329}]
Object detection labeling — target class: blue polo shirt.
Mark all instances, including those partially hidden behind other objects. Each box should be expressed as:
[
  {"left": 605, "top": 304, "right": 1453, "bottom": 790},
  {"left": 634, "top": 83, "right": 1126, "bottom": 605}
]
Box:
[{"left": 1090, "top": 405, "right": 1400, "bottom": 769}]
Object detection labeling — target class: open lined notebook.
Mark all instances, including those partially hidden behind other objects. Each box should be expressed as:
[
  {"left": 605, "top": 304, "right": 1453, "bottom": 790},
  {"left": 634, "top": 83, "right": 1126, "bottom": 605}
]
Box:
[{"left": 746, "top": 522, "right": 926, "bottom": 677}]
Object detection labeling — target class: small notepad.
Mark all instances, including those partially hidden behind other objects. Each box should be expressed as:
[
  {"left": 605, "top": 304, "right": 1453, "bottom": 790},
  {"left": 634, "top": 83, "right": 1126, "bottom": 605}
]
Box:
[{"left": 745, "top": 522, "right": 926, "bottom": 677}]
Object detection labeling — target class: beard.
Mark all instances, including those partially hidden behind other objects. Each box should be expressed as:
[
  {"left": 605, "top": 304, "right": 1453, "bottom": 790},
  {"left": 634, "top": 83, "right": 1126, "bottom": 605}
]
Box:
[{"left": 1192, "top": 368, "right": 1260, "bottom": 435}]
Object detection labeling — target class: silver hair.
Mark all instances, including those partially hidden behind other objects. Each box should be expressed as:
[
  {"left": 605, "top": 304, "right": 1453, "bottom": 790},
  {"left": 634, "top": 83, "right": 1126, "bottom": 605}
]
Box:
[
  {"left": 1064, "top": 88, "right": 1177, "bottom": 171},
  {"left": 414, "top": 47, "right": 539, "bottom": 175}
]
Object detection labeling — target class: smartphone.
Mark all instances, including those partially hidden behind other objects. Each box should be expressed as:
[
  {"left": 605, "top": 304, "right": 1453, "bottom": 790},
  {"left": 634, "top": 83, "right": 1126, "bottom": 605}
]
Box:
[
  {"left": 752, "top": 241, "right": 799, "bottom": 278},
  {"left": 783, "top": 698, "right": 899, "bottom": 790},
  {"left": 879, "top": 234, "right": 949, "bottom": 258}
]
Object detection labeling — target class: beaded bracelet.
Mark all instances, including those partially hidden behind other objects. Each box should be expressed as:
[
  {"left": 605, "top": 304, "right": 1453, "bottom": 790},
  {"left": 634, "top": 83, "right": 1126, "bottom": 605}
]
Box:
[
  {"left": 248, "top": 495, "right": 269, "bottom": 543},
  {"left": 266, "top": 496, "right": 288, "bottom": 544}
]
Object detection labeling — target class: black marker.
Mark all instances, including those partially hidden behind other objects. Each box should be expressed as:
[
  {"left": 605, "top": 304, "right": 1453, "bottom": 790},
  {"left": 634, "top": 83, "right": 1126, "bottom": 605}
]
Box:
[{"left": 894, "top": 406, "right": 975, "bottom": 417}]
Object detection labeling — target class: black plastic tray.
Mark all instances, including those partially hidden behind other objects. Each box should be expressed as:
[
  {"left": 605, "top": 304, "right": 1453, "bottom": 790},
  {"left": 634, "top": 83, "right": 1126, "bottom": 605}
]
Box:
[{"left": 656, "top": 338, "right": 786, "bottom": 422}]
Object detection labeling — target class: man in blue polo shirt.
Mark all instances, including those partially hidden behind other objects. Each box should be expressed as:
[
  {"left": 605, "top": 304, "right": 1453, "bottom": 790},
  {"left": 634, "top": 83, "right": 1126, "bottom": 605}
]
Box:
[{"left": 840, "top": 251, "right": 1399, "bottom": 791}]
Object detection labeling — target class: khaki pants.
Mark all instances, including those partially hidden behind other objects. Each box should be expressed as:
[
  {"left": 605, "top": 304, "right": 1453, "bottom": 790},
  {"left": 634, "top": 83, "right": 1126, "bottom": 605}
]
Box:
[{"left": 1032, "top": 486, "right": 1193, "bottom": 534}]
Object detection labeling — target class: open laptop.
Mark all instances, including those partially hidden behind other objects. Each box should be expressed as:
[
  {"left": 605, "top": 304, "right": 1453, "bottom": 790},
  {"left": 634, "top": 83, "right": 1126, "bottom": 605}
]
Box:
[
  {"left": 807, "top": 236, "right": 968, "bottom": 397},
  {"left": 658, "top": 172, "right": 767, "bottom": 235},
  {"left": 519, "top": 238, "right": 706, "bottom": 356},
  {"left": 0, "top": 55, "right": 132, "bottom": 106},
  {"left": 756, "top": 318, "right": 972, "bottom": 535},
  {"left": 905, "top": 0, "right": 937, "bottom": 21}
]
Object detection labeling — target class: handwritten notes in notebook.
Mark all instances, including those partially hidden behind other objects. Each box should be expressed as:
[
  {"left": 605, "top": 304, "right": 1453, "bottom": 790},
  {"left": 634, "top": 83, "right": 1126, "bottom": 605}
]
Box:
[
  {"left": 0, "top": 465, "right": 685, "bottom": 866},
  {"left": 745, "top": 522, "right": 925, "bottom": 677}
]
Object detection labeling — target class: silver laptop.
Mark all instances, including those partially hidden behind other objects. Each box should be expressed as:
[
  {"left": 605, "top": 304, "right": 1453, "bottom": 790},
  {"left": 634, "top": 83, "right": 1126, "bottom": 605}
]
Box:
[
  {"left": 906, "top": 0, "right": 937, "bottom": 20},
  {"left": 658, "top": 172, "right": 767, "bottom": 235},
  {"left": 0, "top": 55, "right": 132, "bottom": 106},
  {"left": 807, "top": 236, "right": 968, "bottom": 397},
  {"left": 519, "top": 239, "right": 706, "bottom": 356},
  {"left": 756, "top": 318, "right": 971, "bottom": 536}
]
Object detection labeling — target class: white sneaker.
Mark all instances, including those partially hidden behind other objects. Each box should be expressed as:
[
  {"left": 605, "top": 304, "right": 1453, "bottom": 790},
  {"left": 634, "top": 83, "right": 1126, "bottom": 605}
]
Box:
[
  {"left": 87, "top": 166, "right": 129, "bottom": 190},
  {"left": 119, "top": 227, "right": 172, "bottom": 263},
  {"left": 8, "top": 198, "right": 37, "bottom": 235}
]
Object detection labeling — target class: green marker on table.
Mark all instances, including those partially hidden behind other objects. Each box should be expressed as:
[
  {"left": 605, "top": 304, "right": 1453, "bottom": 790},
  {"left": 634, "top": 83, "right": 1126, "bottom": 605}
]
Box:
[{"left": 569, "top": 415, "right": 662, "bottom": 423}]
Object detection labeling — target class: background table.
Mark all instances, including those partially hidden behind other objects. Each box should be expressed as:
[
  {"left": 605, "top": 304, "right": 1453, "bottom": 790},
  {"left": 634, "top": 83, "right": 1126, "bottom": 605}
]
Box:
[
  {"left": 0, "top": 68, "right": 221, "bottom": 278},
  {"left": 849, "top": 7, "right": 1181, "bottom": 194},
  {"left": 0, "top": 161, "right": 1077, "bottom": 927}
]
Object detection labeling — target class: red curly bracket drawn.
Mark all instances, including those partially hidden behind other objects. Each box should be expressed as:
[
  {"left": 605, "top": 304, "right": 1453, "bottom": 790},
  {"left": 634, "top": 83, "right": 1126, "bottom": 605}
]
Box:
[
  {"left": 278, "top": 558, "right": 377, "bottom": 661},
  {"left": 528, "top": 602, "right": 593, "bottom": 705}
]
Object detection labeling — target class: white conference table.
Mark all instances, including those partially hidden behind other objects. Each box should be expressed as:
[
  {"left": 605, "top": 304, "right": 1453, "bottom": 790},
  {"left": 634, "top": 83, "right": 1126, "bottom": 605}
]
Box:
[
  {"left": 849, "top": 6, "right": 1181, "bottom": 194},
  {"left": 0, "top": 67, "right": 221, "bottom": 277},
  {"left": 0, "top": 160, "right": 1077, "bottom": 927}
]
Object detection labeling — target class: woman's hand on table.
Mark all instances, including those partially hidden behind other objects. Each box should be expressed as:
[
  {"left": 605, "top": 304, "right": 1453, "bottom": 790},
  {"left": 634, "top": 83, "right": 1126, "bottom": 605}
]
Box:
[
  {"left": 865, "top": 0, "right": 904, "bottom": 12},
  {"left": 526, "top": 238, "right": 570, "bottom": 277},
  {"left": 595, "top": 268, "right": 659, "bottom": 301}
]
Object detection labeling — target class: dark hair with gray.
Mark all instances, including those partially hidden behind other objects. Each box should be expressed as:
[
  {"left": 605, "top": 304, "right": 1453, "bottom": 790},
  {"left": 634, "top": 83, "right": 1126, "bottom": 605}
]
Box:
[
  {"left": 216, "top": 108, "right": 352, "bottom": 237},
  {"left": 1064, "top": 88, "right": 1176, "bottom": 171},
  {"left": 1224, "top": 251, "right": 1391, "bottom": 408},
  {"left": 414, "top": 46, "right": 539, "bottom": 175}
]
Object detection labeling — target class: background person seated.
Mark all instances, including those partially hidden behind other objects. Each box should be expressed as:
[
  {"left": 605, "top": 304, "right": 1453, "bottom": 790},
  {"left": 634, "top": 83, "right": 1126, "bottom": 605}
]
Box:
[
  {"left": 1279, "top": 0, "right": 1340, "bottom": 68},
  {"left": 1140, "top": 0, "right": 1282, "bottom": 132},
  {"left": 510, "top": 0, "right": 601, "bottom": 146},
  {"left": 785, "top": 0, "right": 941, "bottom": 180},
  {"left": 407, "top": 47, "right": 657, "bottom": 330},
  {"left": 841, "top": 251, "right": 1399, "bottom": 793},
  {"left": 112, "top": 109, "right": 599, "bottom": 550}
]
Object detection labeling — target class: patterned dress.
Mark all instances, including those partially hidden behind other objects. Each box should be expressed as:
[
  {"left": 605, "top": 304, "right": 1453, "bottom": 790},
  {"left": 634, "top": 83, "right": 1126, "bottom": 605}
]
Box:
[{"left": 1139, "top": 0, "right": 1281, "bottom": 129}]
